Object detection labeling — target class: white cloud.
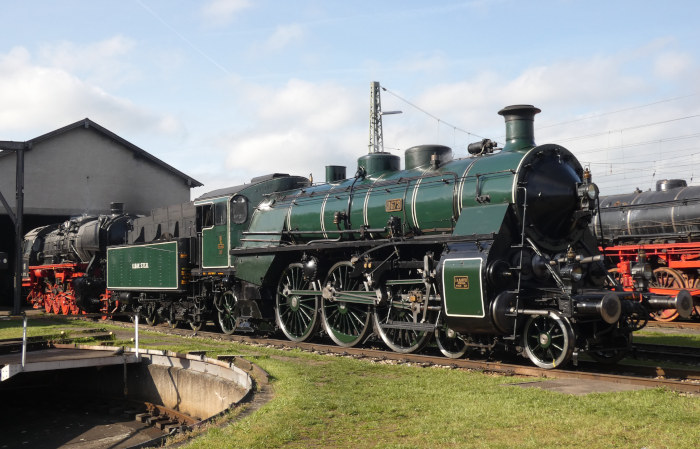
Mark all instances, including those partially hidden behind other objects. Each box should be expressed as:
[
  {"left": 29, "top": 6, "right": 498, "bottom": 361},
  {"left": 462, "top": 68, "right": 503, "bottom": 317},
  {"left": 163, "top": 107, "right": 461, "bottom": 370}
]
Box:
[
  {"left": 38, "top": 35, "right": 134, "bottom": 70},
  {"left": 654, "top": 51, "right": 694, "bottom": 80},
  {"left": 252, "top": 79, "right": 358, "bottom": 129},
  {"left": 201, "top": 0, "right": 252, "bottom": 27},
  {"left": 218, "top": 80, "right": 366, "bottom": 180},
  {"left": 0, "top": 46, "right": 183, "bottom": 142},
  {"left": 263, "top": 24, "right": 305, "bottom": 52}
]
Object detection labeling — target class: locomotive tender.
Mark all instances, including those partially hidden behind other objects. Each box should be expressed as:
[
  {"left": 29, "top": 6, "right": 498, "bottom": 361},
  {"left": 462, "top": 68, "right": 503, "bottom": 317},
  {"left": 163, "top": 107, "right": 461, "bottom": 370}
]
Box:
[{"left": 25, "top": 105, "right": 692, "bottom": 369}]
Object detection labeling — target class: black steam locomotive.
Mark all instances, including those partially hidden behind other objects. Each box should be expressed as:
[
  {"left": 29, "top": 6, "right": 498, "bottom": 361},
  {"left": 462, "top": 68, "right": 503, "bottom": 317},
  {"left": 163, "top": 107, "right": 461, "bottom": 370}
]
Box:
[
  {"left": 22, "top": 204, "right": 132, "bottom": 314},
  {"left": 595, "top": 179, "right": 700, "bottom": 320}
]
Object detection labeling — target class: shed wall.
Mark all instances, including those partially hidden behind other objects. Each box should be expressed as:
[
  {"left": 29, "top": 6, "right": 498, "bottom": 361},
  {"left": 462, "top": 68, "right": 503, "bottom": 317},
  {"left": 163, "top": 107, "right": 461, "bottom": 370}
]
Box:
[{"left": 0, "top": 126, "right": 190, "bottom": 216}]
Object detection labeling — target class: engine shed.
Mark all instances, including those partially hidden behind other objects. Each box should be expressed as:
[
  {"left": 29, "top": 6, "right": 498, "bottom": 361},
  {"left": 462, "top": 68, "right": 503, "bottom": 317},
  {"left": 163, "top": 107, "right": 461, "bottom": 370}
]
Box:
[{"left": 0, "top": 118, "right": 202, "bottom": 306}]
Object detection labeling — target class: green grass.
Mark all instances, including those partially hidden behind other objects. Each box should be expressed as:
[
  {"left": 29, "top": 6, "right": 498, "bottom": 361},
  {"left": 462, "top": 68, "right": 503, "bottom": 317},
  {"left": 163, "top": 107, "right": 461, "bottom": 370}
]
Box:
[
  {"left": 633, "top": 330, "right": 700, "bottom": 348},
  {"left": 180, "top": 349, "right": 699, "bottom": 449},
  {"left": 2, "top": 318, "right": 699, "bottom": 448},
  {"left": 0, "top": 316, "right": 101, "bottom": 340}
]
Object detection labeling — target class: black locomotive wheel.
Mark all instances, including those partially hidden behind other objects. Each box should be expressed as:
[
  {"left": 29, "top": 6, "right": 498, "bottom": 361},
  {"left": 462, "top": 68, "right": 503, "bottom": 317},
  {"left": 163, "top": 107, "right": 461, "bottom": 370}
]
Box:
[
  {"left": 374, "top": 301, "right": 432, "bottom": 354},
  {"left": 321, "top": 261, "right": 372, "bottom": 347},
  {"left": 217, "top": 290, "right": 238, "bottom": 335},
  {"left": 275, "top": 263, "right": 319, "bottom": 342},
  {"left": 521, "top": 311, "right": 574, "bottom": 369},
  {"left": 144, "top": 302, "right": 158, "bottom": 326},
  {"left": 589, "top": 334, "right": 631, "bottom": 365},
  {"left": 163, "top": 304, "right": 179, "bottom": 329},
  {"left": 435, "top": 325, "right": 468, "bottom": 359}
]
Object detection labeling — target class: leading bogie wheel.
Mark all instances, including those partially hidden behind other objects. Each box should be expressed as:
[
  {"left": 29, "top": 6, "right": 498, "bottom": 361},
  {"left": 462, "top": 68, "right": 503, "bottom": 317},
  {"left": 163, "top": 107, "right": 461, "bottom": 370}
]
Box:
[
  {"left": 435, "top": 325, "right": 468, "bottom": 359},
  {"left": 218, "top": 290, "right": 239, "bottom": 335},
  {"left": 321, "top": 261, "right": 372, "bottom": 347},
  {"left": 589, "top": 334, "right": 631, "bottom": 365},
  {"left": 521, "top": 310, "right": 575, "bottom": 369},
  {"left": 275, "top": 263, "right": 319, "bottom": 342}
]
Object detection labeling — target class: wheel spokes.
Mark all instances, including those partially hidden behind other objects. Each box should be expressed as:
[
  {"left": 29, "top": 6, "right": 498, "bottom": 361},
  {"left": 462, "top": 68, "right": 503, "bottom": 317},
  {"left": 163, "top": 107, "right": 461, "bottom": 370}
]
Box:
[
  {"left": 275, "top": 264, "right": 318, "bottom": 342},
  {"left": 322, "top": 262, "right": 371, "bottom": 347}
]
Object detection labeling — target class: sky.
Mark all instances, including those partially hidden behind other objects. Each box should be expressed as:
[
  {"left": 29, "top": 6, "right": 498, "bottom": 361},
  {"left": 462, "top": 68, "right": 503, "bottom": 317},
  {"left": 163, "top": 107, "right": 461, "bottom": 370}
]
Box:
[{"left": 1, "top": 0, "right": 699, "bottom": 199}]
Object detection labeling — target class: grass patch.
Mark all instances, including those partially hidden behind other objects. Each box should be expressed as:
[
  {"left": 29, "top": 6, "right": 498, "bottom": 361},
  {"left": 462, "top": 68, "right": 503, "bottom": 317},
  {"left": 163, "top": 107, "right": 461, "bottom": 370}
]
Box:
[
  {"left": 0, "top": 316, "right": 100, "bottom": 340},
  {"left": 633, "top": 330, "right": 700, "bottom": 348},
  {"left": 182, "top": 351, "right": 699, "bottom": 449},
  {"left": 3, "top": 318, "right": 699, "bottom": 448}
]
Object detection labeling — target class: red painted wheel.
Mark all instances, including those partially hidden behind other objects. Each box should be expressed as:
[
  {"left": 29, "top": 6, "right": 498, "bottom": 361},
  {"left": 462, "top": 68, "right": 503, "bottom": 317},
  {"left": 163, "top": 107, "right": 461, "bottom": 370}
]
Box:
[
  {"left": 27, "top": 290, "right": 43, "bottom": 309},
  {"left": 51, "top": 285, "right": 63, "bottom": 314},
  {"left": 650, "top": 267, "right": 684, "bottom": 322},
  {"left": 44, "top": 295, "right": 53, "bottom": 314},
  {"left": 59, "top": 293, "right": 70, "bottom": 315},
  {"left": 687, "top": 278, "right": 700, "bottom": 319},
  {"left": 63, "top": 289, "right": 79, "bottom": 315}
]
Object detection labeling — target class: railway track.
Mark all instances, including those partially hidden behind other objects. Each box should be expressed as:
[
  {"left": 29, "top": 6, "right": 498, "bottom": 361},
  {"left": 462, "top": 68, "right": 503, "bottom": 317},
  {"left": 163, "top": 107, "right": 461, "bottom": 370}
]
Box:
[
  {"left": 631, "top": 343, "right": 700, "bottom": 365},
  {"left": 645, "top": 320, "right": 700, "bottom": 331},
  {"left": 100, "top": 318, "right": 700, "bottom": 395}
]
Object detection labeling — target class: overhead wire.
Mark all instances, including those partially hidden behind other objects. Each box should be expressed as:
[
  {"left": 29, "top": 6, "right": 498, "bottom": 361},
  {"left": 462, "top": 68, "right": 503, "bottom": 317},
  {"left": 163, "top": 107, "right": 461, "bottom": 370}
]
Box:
[
  {"left": 537, "top": 93, "right": 700, "bottom": 130},
  {"left": 380, "top": 86, "right": 491, "bottom": 143}
]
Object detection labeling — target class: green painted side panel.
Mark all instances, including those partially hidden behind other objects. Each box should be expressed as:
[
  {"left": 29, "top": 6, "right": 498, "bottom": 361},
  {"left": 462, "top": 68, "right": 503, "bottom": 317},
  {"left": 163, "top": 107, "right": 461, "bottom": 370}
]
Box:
[
  {"left": 202, "top": 223, "right": 228, "bottom": 268},
  {"left": 459, "top": 150, "right": 526, "bottom": 210},
  {"left": 442, "top": 258, "right": 484, "bottom": 317},
  {"left": 107, "top": 241, "right": 179, "bottom": 290},
  {"left": 411, "top": 174, "right": 455, "bottom": 231},
  {"left": 322, "top": 184, "right": 352, "bottom": 238},
  {"left": 201, "top": 197, "right": 229, "bottom": 268},
  {"left": 453, "top": 203, "right": 509, "bottom": 236},
  {"left": 235, "top": 202, "right": 289, "bottom": 284}
]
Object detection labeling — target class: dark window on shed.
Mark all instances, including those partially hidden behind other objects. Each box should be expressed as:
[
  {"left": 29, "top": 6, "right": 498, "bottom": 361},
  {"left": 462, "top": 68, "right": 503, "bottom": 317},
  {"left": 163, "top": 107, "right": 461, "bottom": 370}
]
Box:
[
  {"left": 231, "top": 196, "right": 248, "bottom": 224},
  {"left": 214, "top": 202, "right": 227, "bottom": 226}
]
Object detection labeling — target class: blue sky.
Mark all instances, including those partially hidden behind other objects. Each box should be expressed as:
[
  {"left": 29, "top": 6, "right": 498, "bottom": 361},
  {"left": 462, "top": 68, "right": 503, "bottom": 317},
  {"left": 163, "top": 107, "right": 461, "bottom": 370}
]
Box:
[{"left": 1, "top": 0, "right": 699, "bottom": 198}]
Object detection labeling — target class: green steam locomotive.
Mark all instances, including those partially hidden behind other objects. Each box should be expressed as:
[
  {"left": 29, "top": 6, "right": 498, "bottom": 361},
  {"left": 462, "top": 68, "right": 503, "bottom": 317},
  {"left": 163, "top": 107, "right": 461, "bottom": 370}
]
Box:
[{"left": 36, "top": 105, "right": 694, "bottom": 368}]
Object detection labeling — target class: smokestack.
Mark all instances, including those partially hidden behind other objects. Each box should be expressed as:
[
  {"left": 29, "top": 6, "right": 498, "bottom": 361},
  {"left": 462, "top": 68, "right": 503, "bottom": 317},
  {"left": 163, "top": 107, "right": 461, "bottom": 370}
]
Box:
[
  {"left": 110, "top": 202, "right": 124, "bottom": 216},
  {"left": 498, "top": 105, "right": 541, "bottom": 152}
]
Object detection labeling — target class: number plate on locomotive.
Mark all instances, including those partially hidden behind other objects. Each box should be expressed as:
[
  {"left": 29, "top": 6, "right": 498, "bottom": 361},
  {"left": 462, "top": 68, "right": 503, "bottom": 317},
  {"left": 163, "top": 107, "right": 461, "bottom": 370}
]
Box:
[
  {"left": 385, "top": 198, "right": 403, "bottom": 212},
  {"left": 453, "top": 275, "right": 470, "bottom": 289}
]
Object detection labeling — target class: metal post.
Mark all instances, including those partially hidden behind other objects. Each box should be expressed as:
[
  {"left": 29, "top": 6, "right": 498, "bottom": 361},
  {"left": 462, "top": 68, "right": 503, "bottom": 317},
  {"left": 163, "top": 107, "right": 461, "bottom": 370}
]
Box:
[
  {"left": 0, "top": 141, "right": 28, "bottom": 316},
  {"left": 21, "top": 314, "right": 27, "bottom": 369},
  {"left": 13, "top": 146, "right": 24, "bottom": 316},
  {"left": 134, "top": 313, "right": 139, "bottom": 359}
]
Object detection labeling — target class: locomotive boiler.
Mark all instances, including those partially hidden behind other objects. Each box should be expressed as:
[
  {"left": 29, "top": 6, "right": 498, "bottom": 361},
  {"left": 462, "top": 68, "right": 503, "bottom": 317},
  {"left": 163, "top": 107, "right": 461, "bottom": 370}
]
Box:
[
  {"left": 595, "top": 179, "right": 700, "bottom": 320},
  {"left": 22, "top": 203, "right": 131, "bottom": 314}
]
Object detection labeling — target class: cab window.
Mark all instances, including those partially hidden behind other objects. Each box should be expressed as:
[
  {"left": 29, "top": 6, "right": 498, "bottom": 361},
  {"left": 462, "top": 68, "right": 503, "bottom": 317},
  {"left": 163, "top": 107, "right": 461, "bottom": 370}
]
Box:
[
  {"left": 197, "top": 204, "right": 213, "bottom": 231},
  {"left": 214, "top": 202, "right": 227, "bottom": 226},
  {"left": 231, "top": 196, "right": 248, "bottom": 224}
]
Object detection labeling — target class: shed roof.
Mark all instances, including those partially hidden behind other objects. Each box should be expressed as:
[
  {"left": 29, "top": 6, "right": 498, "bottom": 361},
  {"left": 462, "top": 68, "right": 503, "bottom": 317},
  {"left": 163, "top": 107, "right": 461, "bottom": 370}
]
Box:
[{"left": 0, "top": 118, "right": 203, "bottom": 187}]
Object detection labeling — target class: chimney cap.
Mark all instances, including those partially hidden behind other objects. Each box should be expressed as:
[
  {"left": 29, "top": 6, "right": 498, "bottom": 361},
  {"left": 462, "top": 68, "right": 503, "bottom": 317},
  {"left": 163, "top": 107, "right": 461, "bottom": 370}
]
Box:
[{"left": 498, "top": 105, "right": 541, "bottom": 119}]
